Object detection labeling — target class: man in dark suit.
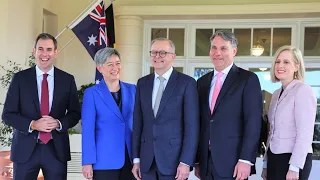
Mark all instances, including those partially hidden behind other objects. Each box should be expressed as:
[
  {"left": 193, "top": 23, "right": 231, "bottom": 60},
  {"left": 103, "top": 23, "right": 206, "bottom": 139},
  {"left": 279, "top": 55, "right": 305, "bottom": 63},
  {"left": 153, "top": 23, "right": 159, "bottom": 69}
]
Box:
[
  {"left": 2, "top": 33, "right": 81, "bottom": 180},
  {"left": 132, "top": 38, "right": 199, "bottom": 180},
  {"left": 195, "top": 30, "right": 263, "bottom": 180}
]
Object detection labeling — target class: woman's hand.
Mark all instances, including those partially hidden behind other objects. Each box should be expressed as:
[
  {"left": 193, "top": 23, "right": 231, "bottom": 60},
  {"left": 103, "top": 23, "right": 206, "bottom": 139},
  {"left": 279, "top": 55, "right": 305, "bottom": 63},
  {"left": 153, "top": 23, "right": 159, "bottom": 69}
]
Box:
[
  {"left": 286, "top": 170, "right": 299, "bottom": 180},
  {"left": 82, "top": 164, "right": 93, "bottom": 179},
  {"left": 261, "top": 168, "right": 267, "bottom": 180}
]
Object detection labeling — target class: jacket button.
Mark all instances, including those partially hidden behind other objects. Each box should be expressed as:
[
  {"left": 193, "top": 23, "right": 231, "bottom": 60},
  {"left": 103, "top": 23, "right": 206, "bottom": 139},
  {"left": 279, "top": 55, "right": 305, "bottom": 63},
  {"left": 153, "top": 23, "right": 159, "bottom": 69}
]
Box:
[{"left": 210, "top": 119, "right": 214, "bottom": 122}]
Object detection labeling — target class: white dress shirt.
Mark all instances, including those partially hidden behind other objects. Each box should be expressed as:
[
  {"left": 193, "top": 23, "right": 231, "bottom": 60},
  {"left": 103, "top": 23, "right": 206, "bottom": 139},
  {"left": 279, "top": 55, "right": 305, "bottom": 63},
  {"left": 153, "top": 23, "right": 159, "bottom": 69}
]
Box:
[{"left": 208, "top": 63, "right": 253, "bottom": 166}]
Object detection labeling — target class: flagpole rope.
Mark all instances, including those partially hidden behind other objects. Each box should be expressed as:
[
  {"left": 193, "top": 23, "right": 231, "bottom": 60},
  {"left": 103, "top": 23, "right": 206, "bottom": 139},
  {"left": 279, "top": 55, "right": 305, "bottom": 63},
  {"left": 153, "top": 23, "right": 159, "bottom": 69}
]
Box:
[{"left": 55, "top": 0, "right": 99, "bottom": 39}]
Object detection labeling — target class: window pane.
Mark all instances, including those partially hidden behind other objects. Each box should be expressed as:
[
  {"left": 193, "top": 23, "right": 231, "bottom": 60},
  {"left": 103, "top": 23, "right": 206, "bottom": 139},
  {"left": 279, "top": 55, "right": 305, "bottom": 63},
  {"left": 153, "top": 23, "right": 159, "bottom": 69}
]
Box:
[
  {"left": 314, "top": 125, "right": 320, "bottom": 142},
  {"left": 312, "top": 143, "right": 320, "bottom": 157},
  {"left": 304, "top": 27, "right": 320, "bottom": 56},
  {"left": 196, "top": 29, "right": 212, "bottom": 56},
  {"left": 151, "top": 28, "right": 167, "bottom": 40},
  {"left": 169, "top": 29, "right": 184, "bottom": 56},
  {"left": 253, "top": 28, "right": 271, "bottom": 56},
  {"left": 273, "top": 28, "right": 291, "bottom": 55},
  {"left": 234, "top": 29, "right": 251, "bottom": 56},
  {"left": 150, "top": 67, "right": 183, "bottom": 73},
  {"left": 194, "top": 68, "right": 213, "bottom": 80}
]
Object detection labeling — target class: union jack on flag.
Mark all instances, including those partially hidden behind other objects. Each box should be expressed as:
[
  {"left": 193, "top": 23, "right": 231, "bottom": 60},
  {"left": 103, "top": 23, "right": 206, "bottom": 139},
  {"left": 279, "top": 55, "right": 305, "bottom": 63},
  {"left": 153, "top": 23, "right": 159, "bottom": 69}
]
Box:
[{"left": 88, "top": 1, "right": 106, "bottom": 46}]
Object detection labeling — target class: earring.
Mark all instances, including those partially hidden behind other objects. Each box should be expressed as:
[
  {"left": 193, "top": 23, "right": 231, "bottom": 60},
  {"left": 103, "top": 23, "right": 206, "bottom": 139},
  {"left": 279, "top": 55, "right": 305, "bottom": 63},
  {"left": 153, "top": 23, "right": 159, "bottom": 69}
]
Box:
[{"left": 294, "top": 72, "right": 297, "bottom": 79}]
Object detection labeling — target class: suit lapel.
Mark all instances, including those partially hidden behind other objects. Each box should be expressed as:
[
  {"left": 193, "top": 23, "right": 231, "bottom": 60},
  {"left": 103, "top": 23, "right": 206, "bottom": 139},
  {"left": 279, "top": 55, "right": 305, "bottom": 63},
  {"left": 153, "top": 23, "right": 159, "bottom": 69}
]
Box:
[
  {"left": 145, "top": 74, "right": 155, "bottom": 118},
  {"left": 120, "top": 81, "right": 131, "bottom": 120},
  {"left": 30, "top": 67, "right": 40, "bottom": 115},
  {"left": 205, "top": 71, "right": 214, "bottom": 116},
  {"left": 278, "top": 80, "right": 299, "bottom": 104},
  {"left": 50, "top": 68, "right": 58, "bottom": 115},
  {"left": 97, "top": 79, "right": 123, "bottom": 121},
  {"left": 213, "top": 64, "right": 239, "bottom": 113},
  {"left": 156, "top": 69, "right": 179, "bottom": 118}
]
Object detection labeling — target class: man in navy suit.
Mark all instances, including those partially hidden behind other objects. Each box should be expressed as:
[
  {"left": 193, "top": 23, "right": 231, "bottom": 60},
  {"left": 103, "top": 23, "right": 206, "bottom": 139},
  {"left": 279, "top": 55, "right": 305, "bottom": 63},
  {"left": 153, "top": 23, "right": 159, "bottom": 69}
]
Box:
[
  {"left": 195, "top": 30, "right": 262, "bottom": 180},
  {"left": 132, "top": 38, "right": 199, "bottom": 180},
  {"left": 2, "top": 33, "right": 81, "bottom": 180}
]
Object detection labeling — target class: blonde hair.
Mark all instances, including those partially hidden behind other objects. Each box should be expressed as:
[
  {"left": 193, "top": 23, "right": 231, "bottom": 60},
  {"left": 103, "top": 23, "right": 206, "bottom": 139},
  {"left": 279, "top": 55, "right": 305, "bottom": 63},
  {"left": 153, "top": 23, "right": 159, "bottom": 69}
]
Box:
[{"left": 270, "top": 45, "right": 305, "bottom": 83}]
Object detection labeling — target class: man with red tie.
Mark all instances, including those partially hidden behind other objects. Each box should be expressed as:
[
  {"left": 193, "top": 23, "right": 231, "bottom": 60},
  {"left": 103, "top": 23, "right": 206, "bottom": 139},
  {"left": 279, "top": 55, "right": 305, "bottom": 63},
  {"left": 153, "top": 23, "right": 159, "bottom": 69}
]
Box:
[
  {"left": 2, "top": 33, "right": 81, "bottom": 180},
  {"left": 195, "top": 30, "right": 263, "bottom": 180}
]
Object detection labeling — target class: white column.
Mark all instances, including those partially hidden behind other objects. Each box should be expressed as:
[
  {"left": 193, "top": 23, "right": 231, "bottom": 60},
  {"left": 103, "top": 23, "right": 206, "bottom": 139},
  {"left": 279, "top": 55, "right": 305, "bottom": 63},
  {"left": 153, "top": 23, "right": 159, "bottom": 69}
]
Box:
[{"left": 116, "top": 16, "right": 144, "bottom": 84}]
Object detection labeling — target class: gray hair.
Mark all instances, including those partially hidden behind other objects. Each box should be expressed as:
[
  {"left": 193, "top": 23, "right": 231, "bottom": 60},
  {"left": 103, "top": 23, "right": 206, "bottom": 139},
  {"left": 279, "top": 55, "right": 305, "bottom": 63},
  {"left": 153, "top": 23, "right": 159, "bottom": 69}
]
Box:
[
  {"left": 151, "top": 38, "right": 176, "bottom": 53},
  {"left": 210, "top": 30, "right": 238, "bottom": 48},
  {"left": 94, "top": 48, "right": 120, "bottom": 66}
]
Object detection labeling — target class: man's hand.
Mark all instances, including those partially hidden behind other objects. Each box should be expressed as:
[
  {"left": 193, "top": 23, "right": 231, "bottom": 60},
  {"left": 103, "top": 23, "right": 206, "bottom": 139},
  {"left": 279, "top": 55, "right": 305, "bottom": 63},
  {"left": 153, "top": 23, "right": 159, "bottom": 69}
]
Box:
[
  {"left": 132, "top": 163, "right": 141, "bottom": 180},
  {"left": 194, "top": 164, "right": 201, "bottom": 179},
  {"left": 32, "top": 116, "right": 58, "bottom": 132},
  {"left": 286, "top": 170, "right": 299, "bottom": 180},
  {"left": 175, "top": 163, "right": 190, "bottom": 180},
  {"left": 82, "top": 164, "right": 93, "bottom": 179},
  {"left": 42, "top": 115, "right": 59, "bottom": 130},
  {"left": 261, "top": 168, "right": 267, "bottom": 180},
  {"left": 233, "top": 161, "right": 251, "bottom": 180}
]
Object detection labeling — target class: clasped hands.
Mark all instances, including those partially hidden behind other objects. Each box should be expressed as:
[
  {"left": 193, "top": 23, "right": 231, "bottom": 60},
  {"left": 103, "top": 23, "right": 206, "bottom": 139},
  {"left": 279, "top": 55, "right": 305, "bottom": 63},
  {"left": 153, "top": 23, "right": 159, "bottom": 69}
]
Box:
[{"left": 31, "top": 115, "right": 59, "bottom": 132}]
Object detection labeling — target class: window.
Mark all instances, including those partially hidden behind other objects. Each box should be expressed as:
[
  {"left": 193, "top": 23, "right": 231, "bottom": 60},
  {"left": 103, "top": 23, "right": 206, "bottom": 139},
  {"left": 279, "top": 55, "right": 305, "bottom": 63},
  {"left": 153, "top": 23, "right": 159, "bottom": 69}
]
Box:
[
  {"left": 234, "top": 29, "right": 251, "bottom": 56},
  {"left": 195, "top": 29, "right": 212, "bottom": 56},
  {"left": 194, "top": 68, "right": 213, "bottom": 80},
  {"left": 306, "top": 68, "right": 320, "bottom": 158},
  {"left": 304, "top": 27, "right": 320, "bottom": 56}
]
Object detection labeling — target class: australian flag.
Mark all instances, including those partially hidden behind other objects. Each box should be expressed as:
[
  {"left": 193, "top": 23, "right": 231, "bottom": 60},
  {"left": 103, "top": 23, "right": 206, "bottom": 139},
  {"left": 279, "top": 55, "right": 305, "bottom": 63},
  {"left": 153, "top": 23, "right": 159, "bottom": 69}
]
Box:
[{"left": 70, "top": 0, "right": 115, "bottom": 83}]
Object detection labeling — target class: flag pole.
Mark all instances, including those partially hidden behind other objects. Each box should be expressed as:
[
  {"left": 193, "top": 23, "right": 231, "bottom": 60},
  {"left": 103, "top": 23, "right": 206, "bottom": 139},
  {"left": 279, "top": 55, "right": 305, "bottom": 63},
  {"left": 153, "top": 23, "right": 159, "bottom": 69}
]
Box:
[
  {"left": 55, "top": 0, "right": 99, "bottom": 39},
  {"left": 58, "top": 36, "right": 76, "bottom": 53}
]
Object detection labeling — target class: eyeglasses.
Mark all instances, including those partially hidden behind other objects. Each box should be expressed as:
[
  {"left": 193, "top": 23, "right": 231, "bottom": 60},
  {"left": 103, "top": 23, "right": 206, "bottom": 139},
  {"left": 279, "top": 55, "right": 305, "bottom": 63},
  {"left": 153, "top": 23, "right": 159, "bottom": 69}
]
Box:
[{"left": 149, "top": 51, "right": 174, "bottom": 58}]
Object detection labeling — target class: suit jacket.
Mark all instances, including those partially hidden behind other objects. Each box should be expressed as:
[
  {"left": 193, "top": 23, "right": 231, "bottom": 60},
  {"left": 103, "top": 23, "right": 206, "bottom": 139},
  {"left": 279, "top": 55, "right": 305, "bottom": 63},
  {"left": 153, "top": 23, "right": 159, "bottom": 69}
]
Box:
[
  {"left": 264, "top": 79, "right": 316, "bottom": 169},
  {"left": 197, "top": 64, "right": 262, "bottom": 178},
  {"left": 81, "top": 79, "right": 136, "bottom": 170},
  {"left": 2, "top": 66, "right": 81, "bottom": 163},
  {"left": 132, "top": 69, "right": 199, "bottom": 175}
]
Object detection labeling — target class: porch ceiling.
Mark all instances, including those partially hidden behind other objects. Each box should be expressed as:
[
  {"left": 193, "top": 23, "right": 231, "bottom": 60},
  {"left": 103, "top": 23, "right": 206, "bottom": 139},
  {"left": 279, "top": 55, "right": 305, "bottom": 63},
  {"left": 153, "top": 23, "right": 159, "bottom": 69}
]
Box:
[{"left": 112, "top": 0, "right": 320, "bottom": 6}]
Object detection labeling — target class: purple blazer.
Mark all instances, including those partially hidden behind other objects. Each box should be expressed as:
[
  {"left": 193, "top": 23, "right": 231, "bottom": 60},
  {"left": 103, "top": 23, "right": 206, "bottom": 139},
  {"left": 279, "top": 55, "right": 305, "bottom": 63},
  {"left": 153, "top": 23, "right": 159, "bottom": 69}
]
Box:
[{"left": 264, "top": 79, "right": 317, "bottom": 169}]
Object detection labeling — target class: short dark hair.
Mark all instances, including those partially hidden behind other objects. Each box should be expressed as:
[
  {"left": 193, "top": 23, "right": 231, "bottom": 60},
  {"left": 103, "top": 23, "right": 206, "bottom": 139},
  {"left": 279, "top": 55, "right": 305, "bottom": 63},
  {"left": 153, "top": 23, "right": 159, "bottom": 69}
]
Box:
[{"left": 34, "top": 33, "right": 58, "bottom": 50}]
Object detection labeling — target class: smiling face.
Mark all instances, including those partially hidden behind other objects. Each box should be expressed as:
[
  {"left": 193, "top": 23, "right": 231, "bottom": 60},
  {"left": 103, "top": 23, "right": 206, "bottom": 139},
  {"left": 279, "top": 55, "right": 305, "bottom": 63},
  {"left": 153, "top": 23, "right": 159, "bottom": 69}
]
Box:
[
  {"left": 97, "top": 54, "right": 121, "bottom": 82},
  {"left": 33, "top": 38, "right": 57, "bottom": 72},
  {"left": 274, "top": 50, "right": 300, "bottom": 86},
  {"left": 209, "top": 36, "right": 237, "bottom": 72},
  {"left": 150, "top": 40, "right": 176, "bottom": 75}
]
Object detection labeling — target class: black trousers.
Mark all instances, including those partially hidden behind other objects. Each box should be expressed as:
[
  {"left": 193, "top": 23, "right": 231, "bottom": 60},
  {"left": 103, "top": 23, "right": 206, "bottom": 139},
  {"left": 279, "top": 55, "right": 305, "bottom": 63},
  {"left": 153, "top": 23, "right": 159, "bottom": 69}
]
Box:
[
  {"left": 13, "top": 140, "right": 67, "bottom": 180},
  {"left": 202, "top": 151, "right": 247, "bottom": 180},
  {"left": 267, "top": 148, "right": 312, "bottom": 180},
  {"left": 141, "top": 159, "right": 177, "bottom": 180},
  {"left": 93, "top": 147, "right": 134, "bottom": 180}
]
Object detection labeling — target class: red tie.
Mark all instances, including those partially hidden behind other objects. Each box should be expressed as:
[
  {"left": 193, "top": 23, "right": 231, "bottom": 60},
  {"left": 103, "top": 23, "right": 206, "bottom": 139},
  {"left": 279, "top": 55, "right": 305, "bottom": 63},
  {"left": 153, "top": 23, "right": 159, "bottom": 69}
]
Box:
[{"left": 39, "top": 74, "right": 51, "bottom": 144}]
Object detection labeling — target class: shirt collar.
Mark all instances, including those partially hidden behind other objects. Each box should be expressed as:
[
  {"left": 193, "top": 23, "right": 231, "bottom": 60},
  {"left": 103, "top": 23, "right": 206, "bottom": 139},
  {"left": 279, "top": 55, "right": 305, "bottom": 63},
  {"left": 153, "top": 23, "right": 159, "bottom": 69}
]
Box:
[
  {"left": 214, "top": 63, "right": 233, "bottom": 77},
  {"left": 154, "top": 66, "right": 173, "bottom": 81},
  {"left": 36, "top": 65, "right": 54, "bottom": 77}
]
